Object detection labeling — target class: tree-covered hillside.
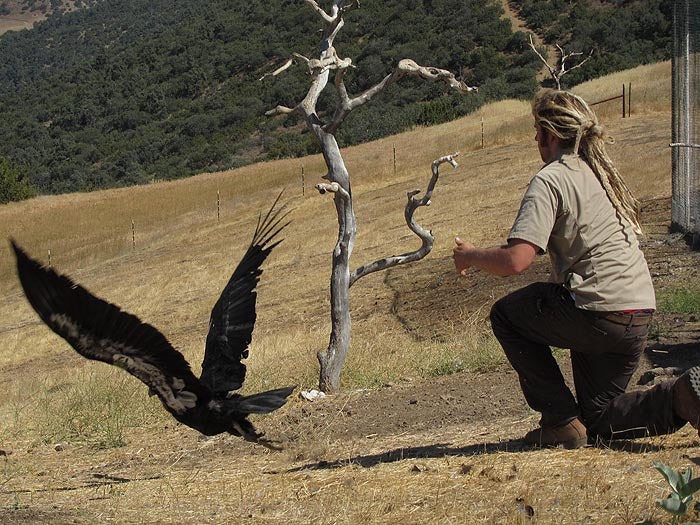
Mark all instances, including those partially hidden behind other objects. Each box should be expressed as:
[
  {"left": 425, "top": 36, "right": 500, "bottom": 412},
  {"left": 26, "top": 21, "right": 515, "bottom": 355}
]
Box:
[
  {"left": 511, "top": 0, "right": 673, "bottom": 86},
  {"left": 0, "top": 0, "right": 672, "bottom": 199}
]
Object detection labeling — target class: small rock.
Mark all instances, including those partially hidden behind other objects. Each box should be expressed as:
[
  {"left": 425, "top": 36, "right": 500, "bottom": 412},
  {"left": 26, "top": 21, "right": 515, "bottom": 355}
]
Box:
[{"left": 300, "top": 389, "right": 327, "bottom": 402}]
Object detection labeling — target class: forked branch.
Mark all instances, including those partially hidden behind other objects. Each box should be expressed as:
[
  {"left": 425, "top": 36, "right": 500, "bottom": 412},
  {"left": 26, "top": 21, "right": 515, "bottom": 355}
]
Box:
[
  {"left": 347, "top": 152, "right": 459, "bottom": 286},
  {"left": 528, "top": 34, "right": 593, "bottom": 89},
  {"left": 327, "top": 60, "right": 476, "bottom": 133}
]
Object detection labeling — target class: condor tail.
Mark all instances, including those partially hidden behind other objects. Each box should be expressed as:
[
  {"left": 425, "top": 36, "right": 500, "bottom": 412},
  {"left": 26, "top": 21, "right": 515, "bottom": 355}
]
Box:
[{"left": 236, "top": 385, "right": 296, "bottom": 414}]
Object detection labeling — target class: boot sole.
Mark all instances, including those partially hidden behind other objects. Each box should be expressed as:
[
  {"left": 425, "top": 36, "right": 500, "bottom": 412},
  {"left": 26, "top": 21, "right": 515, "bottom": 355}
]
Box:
[
  {"left": 687, "top": 367, "right": 700, "bottom": 400},
  {"left": 677, "top": 366, "right": 700, "bottom": 429}
]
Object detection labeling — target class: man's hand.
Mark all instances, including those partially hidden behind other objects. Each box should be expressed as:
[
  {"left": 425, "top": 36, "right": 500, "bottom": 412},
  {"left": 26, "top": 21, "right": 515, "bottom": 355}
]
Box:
[{"left": 453, "top": 236, "right": 474, "bottom": 276}]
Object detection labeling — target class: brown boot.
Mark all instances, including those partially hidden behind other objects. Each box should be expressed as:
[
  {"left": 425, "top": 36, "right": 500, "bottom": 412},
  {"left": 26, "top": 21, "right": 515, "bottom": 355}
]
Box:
[
  {"left": 523, "top": 418, "right": 587, "bottom": 449},
  {"left": 672, "top": 366, "right": 700, "bottom": 436}
]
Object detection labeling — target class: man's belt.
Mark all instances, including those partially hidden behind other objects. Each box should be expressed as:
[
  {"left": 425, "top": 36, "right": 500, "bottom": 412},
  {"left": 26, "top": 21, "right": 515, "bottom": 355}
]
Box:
[{"left": 596, "top": 310, "right": 654, "bottom": 327}]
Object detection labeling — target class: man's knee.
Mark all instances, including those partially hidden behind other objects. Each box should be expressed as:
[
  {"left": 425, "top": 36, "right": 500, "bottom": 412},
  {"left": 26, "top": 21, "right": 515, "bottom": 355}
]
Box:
[{"left": 490, "top": 295, "right": 513, "bottom": 340}]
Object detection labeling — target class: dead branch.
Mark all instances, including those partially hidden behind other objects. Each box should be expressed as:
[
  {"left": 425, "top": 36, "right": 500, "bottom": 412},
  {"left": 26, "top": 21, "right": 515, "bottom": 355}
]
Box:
[
  {"left": 305, "top": 0, "right": 360, "bottom": 23},
  {"left": 327, "top": 59, "right": 476, "bottom": 133},
  {"left": 264, "top": 0, "right": 476, "bottom": 393},
  {"left": 348, "top": 152, "right": 459, "bottom": 286},
  {"left": 528, "top": 34, "right": 593, "bottom": 89},
  {"left": 264, "top": 105, "right": 297, "bottom": 117},
  {"left": 557, "top": 44, "right": 594, "bottom": 77},
  {"left": 315, "top": 181, "right": 350, "bottom": 201},
  {"left": 258, "top": 57, "right": 296, "bottom": 81}
]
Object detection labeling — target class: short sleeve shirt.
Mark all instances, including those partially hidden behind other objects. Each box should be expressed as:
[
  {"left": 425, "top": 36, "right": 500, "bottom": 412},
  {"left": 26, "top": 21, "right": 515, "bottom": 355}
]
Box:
[{"left": 508, "top": 153, "right": 656, "bottom": 311}]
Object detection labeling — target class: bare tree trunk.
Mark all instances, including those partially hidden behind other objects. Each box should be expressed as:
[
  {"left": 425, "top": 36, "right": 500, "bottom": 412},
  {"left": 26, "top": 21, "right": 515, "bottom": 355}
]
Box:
[
  {"left": 314, "top": 133, "right": 355, "bottom": 392},
  {"left": 263, "top": 0, "right": 475, "bottom": 393}
]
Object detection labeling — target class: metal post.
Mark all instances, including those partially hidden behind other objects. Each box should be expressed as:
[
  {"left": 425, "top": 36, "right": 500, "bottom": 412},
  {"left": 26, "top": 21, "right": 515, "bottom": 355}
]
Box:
[{"left": 217, "top": 189, "right": 220, "bottom": 223}]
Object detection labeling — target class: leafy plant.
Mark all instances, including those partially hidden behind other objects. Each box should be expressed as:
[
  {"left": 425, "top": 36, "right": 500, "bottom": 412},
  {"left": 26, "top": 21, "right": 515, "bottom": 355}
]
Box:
[{"left": 638, "top": 461, "right": 700, "bottom": 525}]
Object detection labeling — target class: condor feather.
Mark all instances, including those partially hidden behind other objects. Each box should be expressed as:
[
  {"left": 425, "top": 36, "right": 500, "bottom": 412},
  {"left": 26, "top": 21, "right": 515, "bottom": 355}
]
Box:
[{"left": 11, "top": 194, "right": 295, "bottom": 449}]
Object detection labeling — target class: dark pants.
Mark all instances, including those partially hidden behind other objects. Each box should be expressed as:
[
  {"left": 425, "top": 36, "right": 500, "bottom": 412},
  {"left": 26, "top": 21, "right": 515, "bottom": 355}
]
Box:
[{"left": 490, "top": 282, "right": 682, "bottom": 439}]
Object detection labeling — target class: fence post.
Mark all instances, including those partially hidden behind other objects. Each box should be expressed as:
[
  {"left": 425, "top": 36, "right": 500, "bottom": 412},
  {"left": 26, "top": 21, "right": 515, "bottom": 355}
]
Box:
[
  {"left": 393, "top": 144, "right": 396, "bottom": 175},
  {"left": 217, "top": 189, "right": 220, "bottom": 223},
  {"left": 301, "top": 165, "right": 305, "bottom": 196},
  {"left": 628, "top": 82, "right": 632, "bottom": 118},
  {"left": 481, "top": 117, "right": 485, "bottom": 149},
  {"left": 131, "top": 219, "right": 135, "bottom": 250},
  {"left": 48, "top": 249, "right": 51, "bottom": 267},
  {"left": 622, "top": 84, "right": 626, "bottom": 118}
]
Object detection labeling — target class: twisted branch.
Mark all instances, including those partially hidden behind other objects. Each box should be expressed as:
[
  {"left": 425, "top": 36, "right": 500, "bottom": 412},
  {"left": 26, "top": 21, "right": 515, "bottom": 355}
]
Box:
[{"left": 348, "top": 152, "right": 459, "bottom": 286}]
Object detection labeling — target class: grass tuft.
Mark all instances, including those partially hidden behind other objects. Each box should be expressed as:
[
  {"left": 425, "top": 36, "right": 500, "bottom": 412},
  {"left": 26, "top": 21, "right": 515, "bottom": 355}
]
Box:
[
  {"left": 29, "top": 368, "right": 164, "bottom": 449},
  {"left": 657, "top": 286, "right": 700, "bottom": 316}
]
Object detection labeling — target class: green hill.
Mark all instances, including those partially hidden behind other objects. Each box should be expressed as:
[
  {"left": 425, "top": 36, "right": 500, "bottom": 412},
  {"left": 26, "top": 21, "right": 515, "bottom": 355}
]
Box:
[{"left": 0, "top": 0, "right": 672, "bottom": 198}]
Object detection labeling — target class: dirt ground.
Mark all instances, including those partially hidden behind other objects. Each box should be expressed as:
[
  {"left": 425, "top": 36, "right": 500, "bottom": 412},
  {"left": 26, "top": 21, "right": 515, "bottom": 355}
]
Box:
[
  {"left": 266, "top": 196, "right": 700, "bottom": 452},
  {"left": 2, "top": 182, "right": 699, "bottom": 525}
]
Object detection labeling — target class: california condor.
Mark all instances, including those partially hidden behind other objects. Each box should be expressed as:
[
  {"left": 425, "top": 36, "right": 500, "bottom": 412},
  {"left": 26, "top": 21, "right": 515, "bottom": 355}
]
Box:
[{"left": 11, "top": 195, "right": 295, "bottom": 449}]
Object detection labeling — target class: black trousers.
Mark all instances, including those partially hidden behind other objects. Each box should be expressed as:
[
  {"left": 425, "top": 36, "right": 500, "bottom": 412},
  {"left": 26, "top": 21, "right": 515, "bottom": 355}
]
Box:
[{"left": 490, "top": 282, "right": 683, "bottom": 439}]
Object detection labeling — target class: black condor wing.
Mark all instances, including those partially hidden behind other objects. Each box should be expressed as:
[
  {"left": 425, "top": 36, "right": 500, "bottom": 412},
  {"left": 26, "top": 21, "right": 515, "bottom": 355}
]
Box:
[
  {"left": 11, "top": 240, "right": 208, "bottom": 416},
  {"left": 200, "top": 193, "right": 290, "bottom": 395}
]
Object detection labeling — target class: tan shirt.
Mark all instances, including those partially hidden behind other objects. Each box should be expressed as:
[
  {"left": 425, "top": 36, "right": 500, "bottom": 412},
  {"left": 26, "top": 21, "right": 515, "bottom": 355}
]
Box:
[{"left": 508, "top": 153, "right": 656, "bottom": 311}]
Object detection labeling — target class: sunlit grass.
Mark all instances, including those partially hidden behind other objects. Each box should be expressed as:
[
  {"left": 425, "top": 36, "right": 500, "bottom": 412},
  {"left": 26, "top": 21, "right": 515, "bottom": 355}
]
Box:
[
  {"left": 0, "top": 61, "right": 673, "bottom": 452},
  {"left": 2, "top": 366, "right": 165, "bottom": 450},
  {"left": 657, "top": 286, "right": 700, "bottom": 316}
]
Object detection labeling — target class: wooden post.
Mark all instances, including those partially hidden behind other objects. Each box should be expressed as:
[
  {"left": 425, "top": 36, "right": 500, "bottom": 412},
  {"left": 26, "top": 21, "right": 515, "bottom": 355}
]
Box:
[
  {"left": 622, "top": 84, "right": 626, "bottom": 118},
  {"left": 393, "top": 144, "right": 396, "bottom": 175},
  {"left": 217, "top": 189, "right": 220, "bottom": 223},
  {"left": 481, "top": 117, "right": 484, "bottom": 149},
  {"left": 131, "top": 219, "right": 135, "bottom": 250},
  {"left": 627, "top": 82, "right": 631, "bottom": 118},
  {"left": 301, "top": 165, "right": 305, "bottom": 196}
]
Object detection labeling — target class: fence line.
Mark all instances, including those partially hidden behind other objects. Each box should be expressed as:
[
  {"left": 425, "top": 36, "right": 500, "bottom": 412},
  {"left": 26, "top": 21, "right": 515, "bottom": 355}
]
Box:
[{"left": 590, "top": 84, "right": 630, "bottom": 118}]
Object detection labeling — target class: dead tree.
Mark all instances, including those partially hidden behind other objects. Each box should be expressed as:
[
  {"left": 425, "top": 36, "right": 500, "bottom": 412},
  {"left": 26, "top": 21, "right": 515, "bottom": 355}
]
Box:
[
  {"left": 528, "top": 34, "right": 593, "bottom": 90},
  {"left": 263, "top": 0, "right": 475, "bottom": 393}
]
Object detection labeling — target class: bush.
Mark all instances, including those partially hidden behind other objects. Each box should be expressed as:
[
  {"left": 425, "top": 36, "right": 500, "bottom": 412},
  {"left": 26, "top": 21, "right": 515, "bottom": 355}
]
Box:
[{"left": 0, "top": 157, "right": 36, "bottom": 204}]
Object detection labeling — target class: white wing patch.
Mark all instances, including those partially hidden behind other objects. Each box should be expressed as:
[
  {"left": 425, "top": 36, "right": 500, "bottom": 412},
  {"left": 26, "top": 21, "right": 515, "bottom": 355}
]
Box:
[
  {"left": 112, "top": 354, "right": 198, "bottom": 413},
  {"left": 50, "top": 313, "right": 198, "bottom": 414}
]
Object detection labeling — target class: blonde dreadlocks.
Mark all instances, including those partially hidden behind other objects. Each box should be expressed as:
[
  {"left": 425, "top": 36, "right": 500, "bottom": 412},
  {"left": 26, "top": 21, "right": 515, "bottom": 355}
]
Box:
[{"left": 532, "top": 89, "right": 642, "bottom": 234}]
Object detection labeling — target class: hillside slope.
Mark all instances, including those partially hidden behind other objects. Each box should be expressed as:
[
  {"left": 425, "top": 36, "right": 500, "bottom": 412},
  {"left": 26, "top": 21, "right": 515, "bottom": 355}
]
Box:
[
  {"left": 0, "top": 0, "right": 673, "bottom": 198},
  {"left": 2, "top": 61, "right": 700, "bottom": 524}
]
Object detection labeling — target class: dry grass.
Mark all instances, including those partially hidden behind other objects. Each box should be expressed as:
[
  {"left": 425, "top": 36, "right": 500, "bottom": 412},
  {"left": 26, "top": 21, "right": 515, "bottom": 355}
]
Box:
[{"left": 1, "top": 61, "right": 694, "bottom": 524}]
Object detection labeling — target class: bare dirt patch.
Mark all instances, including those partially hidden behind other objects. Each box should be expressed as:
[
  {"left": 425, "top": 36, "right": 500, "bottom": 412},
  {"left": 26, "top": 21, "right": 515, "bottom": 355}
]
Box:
[{"left": 267, "top": 196, "right": 700, "bottom": 457}]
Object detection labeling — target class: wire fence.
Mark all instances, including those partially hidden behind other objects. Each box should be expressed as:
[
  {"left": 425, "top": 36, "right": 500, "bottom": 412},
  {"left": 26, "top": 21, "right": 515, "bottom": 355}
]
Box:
[{"left": 671, "top": 0, "right": 700, "bottom": 245}]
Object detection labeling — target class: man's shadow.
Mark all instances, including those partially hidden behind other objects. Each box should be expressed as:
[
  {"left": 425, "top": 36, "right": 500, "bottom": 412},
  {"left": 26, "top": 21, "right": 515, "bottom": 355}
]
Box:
[{"left": 280, "top": 436, "right": 692, "bottom": 473}]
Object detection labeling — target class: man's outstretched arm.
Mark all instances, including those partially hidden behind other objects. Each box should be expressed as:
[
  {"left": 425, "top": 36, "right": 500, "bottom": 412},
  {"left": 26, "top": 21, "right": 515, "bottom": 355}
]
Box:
[{"left": 452, "top": 237, "right": 538, "bottom": 277}]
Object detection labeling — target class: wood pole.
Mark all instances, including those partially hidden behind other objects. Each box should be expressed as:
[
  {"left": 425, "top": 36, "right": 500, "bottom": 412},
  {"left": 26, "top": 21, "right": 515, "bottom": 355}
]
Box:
[{"left": 622, "top": 84, "right": 626, "bottom": 118}]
